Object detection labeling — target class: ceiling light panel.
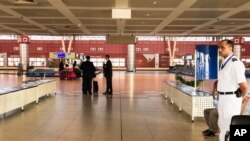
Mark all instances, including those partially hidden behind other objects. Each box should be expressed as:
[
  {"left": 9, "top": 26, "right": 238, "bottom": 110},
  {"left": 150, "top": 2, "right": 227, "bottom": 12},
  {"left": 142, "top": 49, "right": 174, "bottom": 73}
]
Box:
[{"left": 112, "top": 9, "right": 131, "bottom": 19}]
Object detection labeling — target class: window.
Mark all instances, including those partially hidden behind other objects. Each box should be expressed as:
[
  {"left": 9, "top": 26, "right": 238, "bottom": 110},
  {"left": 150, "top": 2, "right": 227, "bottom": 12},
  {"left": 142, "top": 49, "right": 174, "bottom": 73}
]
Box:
[
  {"left": 13, "top": 47, "right": 19, "bottom": 50},
  {"left": 37, "top": 47, "right": 43, "bottom": 51},
  {"left": 29, "top": 58, "right": 46, "bottom": 66},
  {"left": 90, "top": 58, "right": 105, "bottom": 67},
  {"left": 246, "top": 59, "right": 250, "bottom": 63},
  {"left": 90, "top": 57, "right": 125, "bottom": 68},
  {"left": 90, "top": 48, "right": 96, "bottom": 51},
  {"left": 110, "top": 58, "right": 125, "bottom": 67},
  {"left": 143, "top": 48, "right": 149, "bottom": 51},
  {"left": 8, "top": 57, "right": 20, "bottom": 66},
  {"left": 136, "top": 48, "right": 141, "bottom": 51},
  {"left": 173, "top": 58, "right": 184, "bottom": 65},
  {"left": 98, "top": 48, "right": 104, "bottom": 51},
  {"left": 0, "top": 57, "right": 3, "bottom": 66}
]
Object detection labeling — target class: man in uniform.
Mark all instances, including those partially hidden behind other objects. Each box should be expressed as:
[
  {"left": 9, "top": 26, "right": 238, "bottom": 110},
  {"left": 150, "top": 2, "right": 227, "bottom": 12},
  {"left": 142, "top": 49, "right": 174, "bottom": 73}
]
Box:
[
  {"left": 217, "top": 39, "right": 248, "bottom": 141},
  {"left": 103, "top": 55, "right": 113, "bottom": 95}
]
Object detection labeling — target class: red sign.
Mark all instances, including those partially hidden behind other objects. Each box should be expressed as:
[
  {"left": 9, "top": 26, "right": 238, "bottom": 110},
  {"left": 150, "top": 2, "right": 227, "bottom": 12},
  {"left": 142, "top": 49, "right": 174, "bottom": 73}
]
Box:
[
  {"left": 17, "top": 36, "right": 30, "bottom": 44},
  {"left": 233, "top": 36, "right": 245, "bottom": 45}
]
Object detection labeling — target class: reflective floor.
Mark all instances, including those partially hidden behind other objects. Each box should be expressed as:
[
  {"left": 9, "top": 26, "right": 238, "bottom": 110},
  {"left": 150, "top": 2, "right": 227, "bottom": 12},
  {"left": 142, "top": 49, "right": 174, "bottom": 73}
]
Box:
[{"left": 0, "top": 71, "right": 219, "bottom": 141}]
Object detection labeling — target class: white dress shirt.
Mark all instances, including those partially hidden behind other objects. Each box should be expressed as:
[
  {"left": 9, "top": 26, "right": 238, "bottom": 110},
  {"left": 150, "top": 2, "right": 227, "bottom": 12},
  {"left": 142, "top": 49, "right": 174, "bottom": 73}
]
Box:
[{"left": 217, "top": 54, "right": 246, "bottom": 92}]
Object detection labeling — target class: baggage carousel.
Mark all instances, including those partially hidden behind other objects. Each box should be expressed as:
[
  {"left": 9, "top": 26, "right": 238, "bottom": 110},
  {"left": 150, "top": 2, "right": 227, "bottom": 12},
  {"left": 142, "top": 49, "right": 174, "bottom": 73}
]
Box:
[{"left": 26, "top": 69, "right": 56, "bottom": 77}]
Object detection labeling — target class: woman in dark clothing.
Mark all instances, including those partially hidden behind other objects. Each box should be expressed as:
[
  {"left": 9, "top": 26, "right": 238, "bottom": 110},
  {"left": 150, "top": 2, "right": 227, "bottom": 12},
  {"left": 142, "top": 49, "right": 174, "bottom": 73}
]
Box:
[
  {"left": 73, "top": 61, "right": 77, "bottom": 68},
  {"left": 59, "top": 60, "right": 64, "bottom": 72}
]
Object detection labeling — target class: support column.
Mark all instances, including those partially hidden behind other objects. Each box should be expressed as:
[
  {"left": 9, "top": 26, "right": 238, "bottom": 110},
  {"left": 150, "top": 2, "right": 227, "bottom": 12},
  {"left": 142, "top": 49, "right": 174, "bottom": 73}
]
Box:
[
  {"left": 17, "top": 36, "right": 30, "bottom": 71},
  {"left": 127, "top": 44, "right": 135, "bottom": 72},
  {"left": 233, "top": 36, "right": 245, "bottom": 59},
  {"left": 166, "top": 37, "right": 177, "bottom": 67},
  {"left": 155, "top": 54, "right": 159, "bottom": 68}
]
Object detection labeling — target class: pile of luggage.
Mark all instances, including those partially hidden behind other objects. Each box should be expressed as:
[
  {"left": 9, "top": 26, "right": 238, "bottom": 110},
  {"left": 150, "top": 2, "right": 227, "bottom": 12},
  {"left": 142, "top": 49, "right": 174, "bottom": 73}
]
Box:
[{"left": 60, "top": 67, "right": 81, "bottom": 80}]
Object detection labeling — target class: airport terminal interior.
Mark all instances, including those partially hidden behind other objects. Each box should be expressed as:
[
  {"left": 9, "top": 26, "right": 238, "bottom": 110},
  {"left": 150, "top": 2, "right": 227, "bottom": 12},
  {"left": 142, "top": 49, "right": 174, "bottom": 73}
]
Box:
[{"left": 1, "top": 0, "right": 250, "bottom": 141}]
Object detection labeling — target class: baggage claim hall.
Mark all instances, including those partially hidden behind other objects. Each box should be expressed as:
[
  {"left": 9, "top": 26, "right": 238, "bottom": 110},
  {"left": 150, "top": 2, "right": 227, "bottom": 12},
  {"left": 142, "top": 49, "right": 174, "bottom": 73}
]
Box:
[{"left": 0, "top": 0, "right": 250, "bottom": 141}]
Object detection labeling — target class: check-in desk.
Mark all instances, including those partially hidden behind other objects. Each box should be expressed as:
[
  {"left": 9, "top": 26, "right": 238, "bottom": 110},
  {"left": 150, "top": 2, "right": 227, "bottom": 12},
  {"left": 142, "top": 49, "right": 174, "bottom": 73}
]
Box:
[
  {"left": 163, "top": 81, "right": 214, "bottom": 121},
  {"left": 0, "top": 80, "right": 56, "bottom": 116}
]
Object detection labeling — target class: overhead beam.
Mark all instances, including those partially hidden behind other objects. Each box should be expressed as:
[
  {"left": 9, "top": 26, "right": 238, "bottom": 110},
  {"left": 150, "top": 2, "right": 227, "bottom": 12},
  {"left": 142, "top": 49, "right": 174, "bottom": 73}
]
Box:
[
  {"left": 48, "top": 0, "right": 90, "bottom": 34},
  {"left": 184, "top": 2, "right": 250, "bottom": 35},
  {"left": 69, "top": 7, "right": 174, "bottom": 11},
  {"left": 151, "top": 0, "right": 198, "bottom": 35},
  {"left": 0, "top": 4, "right": 57, "bottom": 35},
  {"left": 0, "top": 23, "right": 25, "bottom": 34},
  {"left": 115, "top": 0, "right": 129, "bottom": 34},
  {"left": 218, "top": 23, "right": 250, "bottom": 34}
]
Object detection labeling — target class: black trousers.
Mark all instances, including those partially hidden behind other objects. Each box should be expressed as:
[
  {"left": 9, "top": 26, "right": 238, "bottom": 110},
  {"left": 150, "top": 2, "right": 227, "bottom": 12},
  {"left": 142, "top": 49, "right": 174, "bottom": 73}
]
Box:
[
  {"left": 106, "top": 76, "right": 112, "bottom": 94},
  {"left": 204, "top": 108, "right": 219, "bottom": 132},
  {"left": 82, "top": 77, "right": 93, "bottom": 94}
]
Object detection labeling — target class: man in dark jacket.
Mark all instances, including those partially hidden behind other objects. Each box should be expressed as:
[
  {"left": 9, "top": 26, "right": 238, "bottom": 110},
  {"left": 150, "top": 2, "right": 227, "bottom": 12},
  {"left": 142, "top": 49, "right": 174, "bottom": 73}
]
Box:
[
  {"left": 80, "top": 56, "right": 96, "bottom": 95},
  {"left": 103, "top": 55, "right": 113, "bottom": 95}
]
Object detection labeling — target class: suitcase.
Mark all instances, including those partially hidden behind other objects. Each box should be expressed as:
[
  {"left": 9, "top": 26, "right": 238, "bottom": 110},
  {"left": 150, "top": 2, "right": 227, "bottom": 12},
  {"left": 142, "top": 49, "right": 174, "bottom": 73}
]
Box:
[
  {"left": 59, "top": 71, "right": 66, "bottom": 80},
  {"left": 66, "top": 72, "right": 77, "bottom": 79},
  {"left": 93, "top": 81, "right": 98, "bottom": 95}
]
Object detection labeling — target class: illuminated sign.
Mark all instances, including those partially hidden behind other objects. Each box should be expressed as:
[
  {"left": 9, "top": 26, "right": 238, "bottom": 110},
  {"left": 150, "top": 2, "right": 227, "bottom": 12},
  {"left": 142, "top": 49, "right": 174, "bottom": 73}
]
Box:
[{"left": 49, "top": 52, "right": 75, "bottom": 59}]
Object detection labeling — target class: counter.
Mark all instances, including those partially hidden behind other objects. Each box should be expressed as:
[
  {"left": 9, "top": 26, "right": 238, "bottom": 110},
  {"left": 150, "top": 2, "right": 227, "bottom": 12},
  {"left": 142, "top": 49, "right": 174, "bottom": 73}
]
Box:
[
  {"left": 162, "top": 81, "right": 214, "bottom": 121},
  {"left": 0, "top": 79, "right": 56, "bottom": 116}
]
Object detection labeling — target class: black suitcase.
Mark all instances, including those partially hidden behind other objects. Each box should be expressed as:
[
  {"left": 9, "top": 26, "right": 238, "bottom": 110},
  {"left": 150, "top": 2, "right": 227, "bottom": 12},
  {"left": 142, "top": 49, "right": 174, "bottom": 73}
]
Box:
[{"left": 93, "top": 81, "right": 98, "bottom": 95}]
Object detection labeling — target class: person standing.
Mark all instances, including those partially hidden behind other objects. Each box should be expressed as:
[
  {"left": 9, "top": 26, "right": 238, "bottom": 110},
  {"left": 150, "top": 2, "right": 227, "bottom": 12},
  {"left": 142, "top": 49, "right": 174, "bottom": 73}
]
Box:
[
  {"left": 59, "top": 60, "right": 64, "bottom": 72},
  {"left": 103, "top": 55, "right": 113, "bottom": 95},
  {"left": 17, "top": 63, "right": 23, "bottom": 75},
  {"left": 217, "top": 39, "right": 248, "bottom": 141},
  {"left": 203, "top": 108, "right": 218, "bottom": 137},
  {"left": 73, "top": 61, "right": 77, "bottom": 68},
  {"left": 202, "top": 81, "right": 219, "bottom": 137},
  {"left": 80, "top": 56, "right": 96, "bottom": 95}
]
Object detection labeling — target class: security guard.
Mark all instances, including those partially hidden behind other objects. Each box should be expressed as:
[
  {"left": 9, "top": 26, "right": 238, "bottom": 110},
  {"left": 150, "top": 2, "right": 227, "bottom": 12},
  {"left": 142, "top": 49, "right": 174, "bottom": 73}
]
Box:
[{"left": 217, "top": 39, "right": 248, "bottom": 141}]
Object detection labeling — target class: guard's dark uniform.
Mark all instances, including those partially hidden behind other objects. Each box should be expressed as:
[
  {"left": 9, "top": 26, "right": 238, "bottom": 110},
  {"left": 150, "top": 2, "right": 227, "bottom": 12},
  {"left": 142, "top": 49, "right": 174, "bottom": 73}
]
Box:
[{"left": 103, "top": 59, "right": 113, "bottom": 94}]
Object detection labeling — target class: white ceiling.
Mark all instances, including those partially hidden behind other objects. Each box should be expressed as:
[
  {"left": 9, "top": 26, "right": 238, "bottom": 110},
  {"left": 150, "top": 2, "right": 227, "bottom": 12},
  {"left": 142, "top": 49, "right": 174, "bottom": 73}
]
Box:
[{"left": 0, "top": 0, "right": 250, "bottom": 36}]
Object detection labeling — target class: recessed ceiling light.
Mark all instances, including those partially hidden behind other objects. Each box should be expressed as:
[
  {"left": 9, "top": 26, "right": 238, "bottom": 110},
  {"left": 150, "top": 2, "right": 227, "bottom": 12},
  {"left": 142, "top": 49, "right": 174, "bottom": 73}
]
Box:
[
  {"left": 146, "top": 13, "right": 150, "bottom": 16},
  {"left": 230, "top": 22, "right": 235, "bottom": 25},
  {"left": 153, "top": 1, "right": 158, "bottom": 5}
]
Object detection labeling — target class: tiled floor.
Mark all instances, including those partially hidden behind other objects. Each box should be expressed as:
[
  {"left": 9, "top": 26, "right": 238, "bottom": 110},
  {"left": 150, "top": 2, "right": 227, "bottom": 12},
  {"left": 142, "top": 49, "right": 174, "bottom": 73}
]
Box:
[{"left": 0, "top": 71, "right": 219, "bottom": 141}]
